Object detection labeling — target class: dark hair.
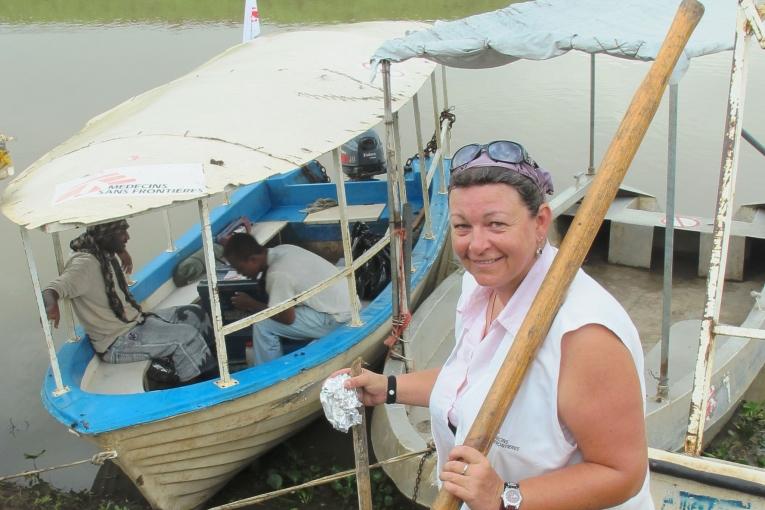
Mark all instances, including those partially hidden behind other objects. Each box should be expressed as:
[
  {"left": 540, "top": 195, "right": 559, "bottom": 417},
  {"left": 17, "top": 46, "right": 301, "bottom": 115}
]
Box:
[
  {"left": 69, "top": 220, "right": 141, "bottom": 323},
  {"left": 223, "top": 232, "right": 266, "bottom": 261},
  {"left": 449, "top": 166, "right": 545, "bottom": 215}
]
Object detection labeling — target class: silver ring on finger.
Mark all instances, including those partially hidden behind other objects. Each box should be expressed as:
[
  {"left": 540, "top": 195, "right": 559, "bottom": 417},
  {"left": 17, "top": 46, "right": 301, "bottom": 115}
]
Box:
[{"left": 461, "top": 462, "right": 469, "bottom": 476}]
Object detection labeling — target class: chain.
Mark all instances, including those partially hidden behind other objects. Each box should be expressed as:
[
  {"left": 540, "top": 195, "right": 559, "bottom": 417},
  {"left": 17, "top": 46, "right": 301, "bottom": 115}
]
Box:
[
  {"left": 412, "top": 441, "right": 436, "bottom": 504},
  {"left": 405, "top": 108, "right": 457, "bottom": 171}
]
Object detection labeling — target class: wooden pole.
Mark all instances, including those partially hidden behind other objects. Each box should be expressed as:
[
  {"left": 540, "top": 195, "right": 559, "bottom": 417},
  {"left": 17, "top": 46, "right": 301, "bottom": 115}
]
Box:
[
  {"left": 431, "top": 1, "right": 705, "bottom": 508},
  {"left": 351, "top": 358, "right": 373, "bottom": 510}
]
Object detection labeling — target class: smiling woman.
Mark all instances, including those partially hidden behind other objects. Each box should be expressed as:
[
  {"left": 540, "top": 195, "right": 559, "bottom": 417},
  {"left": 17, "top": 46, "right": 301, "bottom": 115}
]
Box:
[
  {"left": 346, "top": 140, "right": 652, "bottom": 510},
  {"left": 448, "top": 142, "right": 553, "bottom": 302}
]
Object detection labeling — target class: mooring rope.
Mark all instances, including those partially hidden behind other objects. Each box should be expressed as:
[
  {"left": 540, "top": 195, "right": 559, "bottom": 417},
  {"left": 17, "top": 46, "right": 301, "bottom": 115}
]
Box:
[
  {"left": 0, "top": 450, "right": 118, "bottom": 483},
  {"left": 208, "top": 446, "right": 434, "bottom": 510}
]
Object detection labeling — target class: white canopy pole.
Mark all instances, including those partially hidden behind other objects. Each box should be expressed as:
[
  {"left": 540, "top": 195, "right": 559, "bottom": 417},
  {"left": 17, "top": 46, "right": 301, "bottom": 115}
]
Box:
[
  {"left": 198, "top": 198, "right": 237, "bottom": 389},
  {"left": 685, "top": 1, "right": 755, "bottom": 455},
  {"left": 658, "top": 82, "right": 679, "bottom": 402},
  {"left": 412, "top": 92, "right": 434, "bottom": 240},
  {"left": 393, "top": 112, "right": 408, "bottom": 205},
  {"left": 441, "top": 66, "right": 451, "bottom": 160},
  {"left": 21, "top": 227, "right": 69, "bottom": 396},
  {"left": 382, "top": 61, "right": 410, "bottom": 325},
  {"left": 162, "top": 210, "right": 176, "bottom": 252},
  {"left": 429, "top": 73, "right": 447, "bottom": 194},
  {"left": 331, "top": 148, "right": 363, "bottom": 327},
  {"left": 588, "top": 54, "right": 596, "bottom": 175},
  {"left": 51, "top": 232, "right": 78, "bottom": 342}
]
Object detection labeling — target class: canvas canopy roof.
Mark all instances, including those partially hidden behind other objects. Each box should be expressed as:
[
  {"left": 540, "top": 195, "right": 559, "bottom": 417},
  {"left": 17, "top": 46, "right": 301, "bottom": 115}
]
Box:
[
  {"left": 372, "top": 0, "right": 741, "bottom": 74},
  {"left": 2, "top": 21, "right": 435, "bottom": 231}
]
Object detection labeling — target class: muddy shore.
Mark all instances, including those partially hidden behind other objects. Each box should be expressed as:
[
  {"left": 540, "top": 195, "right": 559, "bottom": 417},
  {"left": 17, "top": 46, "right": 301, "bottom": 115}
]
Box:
[{"left": 4, "top": 398, "right": 764, "bottom": 509}]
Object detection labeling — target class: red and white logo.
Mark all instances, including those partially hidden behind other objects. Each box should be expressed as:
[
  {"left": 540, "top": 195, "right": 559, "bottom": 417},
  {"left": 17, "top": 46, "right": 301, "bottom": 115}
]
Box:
[
  {"left": 52, "top": 164, "right": 206, "bottom": 205},
  {"left": 659, "top": 215, "right": 701, "bottom": 229},
  {"left": 54, "top": 172, "right": 136, "bottom": 204}
]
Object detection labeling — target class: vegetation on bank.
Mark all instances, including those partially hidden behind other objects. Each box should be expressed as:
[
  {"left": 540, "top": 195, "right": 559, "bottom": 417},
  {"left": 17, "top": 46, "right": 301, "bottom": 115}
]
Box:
[
  {"left": 0, "top": 417, "right": 419, "bottom": 510},
  {"left": 704, "top": 400, "right": 765, "bottom": 467},
  {"left": 4, "top": 400, "right": 762, "bottom": 509},
  {"left": 0, "top": 480, "right": 143, "bottom": 510},
  {"left": 0, "top": 0, "right": 512, "bottom": 24}
]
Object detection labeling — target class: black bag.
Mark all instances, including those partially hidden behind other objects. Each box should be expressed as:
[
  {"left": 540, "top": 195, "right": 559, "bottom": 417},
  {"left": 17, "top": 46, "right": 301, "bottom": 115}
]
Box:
[{"left": 351, "top": 223, "right": 391, "bottom": 300}]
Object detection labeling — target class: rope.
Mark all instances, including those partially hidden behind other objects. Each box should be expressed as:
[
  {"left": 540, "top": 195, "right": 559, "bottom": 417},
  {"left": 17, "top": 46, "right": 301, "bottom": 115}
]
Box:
[
  {"left": 208, "top": 446, "right": 434, "bottom": 510},
  {"left": 0, "top": 451, "right": 118, "bottom": 482},
  {"left": 384, "top": 311, "right": 412, "bottom": 348},
  {"left": 300, "top": 198, "right": 338, "bottom": 214},
  {"left": 408, "top": 108, "right": 457, "bottom": 171}
]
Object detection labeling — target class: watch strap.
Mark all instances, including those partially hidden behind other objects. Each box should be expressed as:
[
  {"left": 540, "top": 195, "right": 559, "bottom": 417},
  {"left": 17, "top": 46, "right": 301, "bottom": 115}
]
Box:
[{"left": 385, "top": 374, "right": 397, "bottom": 404}]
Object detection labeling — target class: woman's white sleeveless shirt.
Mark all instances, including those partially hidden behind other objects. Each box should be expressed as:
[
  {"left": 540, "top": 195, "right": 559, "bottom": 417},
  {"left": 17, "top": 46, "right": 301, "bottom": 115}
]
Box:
[{"left": 429, "top": 244, "right": 654, "bottom": 509}]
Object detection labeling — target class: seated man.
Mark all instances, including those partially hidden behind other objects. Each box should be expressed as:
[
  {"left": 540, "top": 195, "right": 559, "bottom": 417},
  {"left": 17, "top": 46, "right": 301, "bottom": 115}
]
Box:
[
  {"left": 223, "top": 233, "right": 352, "bottom": 364},
  {"left": 43, "top": 220, "right": 216, "bottom": 385}
]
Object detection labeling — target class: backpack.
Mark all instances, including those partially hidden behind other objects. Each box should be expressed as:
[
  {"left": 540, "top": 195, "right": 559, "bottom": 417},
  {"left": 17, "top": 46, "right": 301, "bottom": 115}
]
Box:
[{"left": 351, "top": 223, "right": 391, "bottom": 301}]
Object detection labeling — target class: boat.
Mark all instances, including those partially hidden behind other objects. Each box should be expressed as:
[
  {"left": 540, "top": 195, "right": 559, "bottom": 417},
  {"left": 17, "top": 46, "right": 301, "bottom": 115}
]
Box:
[
  {"left": 368, "top": 0, "right": 765, "bottom": 507},
  {"left": 0, "top": 22, "right": 455, "bottom": 510},
  {"left": 648, "top": 448, "right": 765, "bottom": 509}
]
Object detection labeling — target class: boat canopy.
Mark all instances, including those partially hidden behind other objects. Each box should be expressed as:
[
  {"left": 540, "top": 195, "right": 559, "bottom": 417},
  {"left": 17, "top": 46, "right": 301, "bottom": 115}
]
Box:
[
  {"left": 2, "top": 21, "right": 435, "bottom": 231},
  {"left": 372, "top": 0, "right": 739, "bottom": 73}
]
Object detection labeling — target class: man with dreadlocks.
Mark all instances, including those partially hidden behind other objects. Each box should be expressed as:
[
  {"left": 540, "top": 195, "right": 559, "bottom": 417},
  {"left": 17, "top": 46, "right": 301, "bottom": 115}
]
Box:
[{"left": 43, "top": 220, "right": 216, "bottom": 385}]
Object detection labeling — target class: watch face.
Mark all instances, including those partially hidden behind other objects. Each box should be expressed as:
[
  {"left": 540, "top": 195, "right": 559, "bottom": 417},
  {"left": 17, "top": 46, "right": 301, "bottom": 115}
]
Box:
[{"left": 502, "top": 485, "right": 522, "bottom": 509}]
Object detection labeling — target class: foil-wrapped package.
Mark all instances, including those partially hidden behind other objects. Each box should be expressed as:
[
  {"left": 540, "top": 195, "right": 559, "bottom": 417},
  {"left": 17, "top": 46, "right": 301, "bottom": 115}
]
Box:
[{"left": 320, "top": 374, "right": 362, "bottom": 433}]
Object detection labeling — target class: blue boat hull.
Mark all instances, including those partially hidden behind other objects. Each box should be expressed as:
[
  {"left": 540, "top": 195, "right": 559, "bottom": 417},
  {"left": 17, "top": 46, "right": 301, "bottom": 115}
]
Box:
[{"left": 40, "top": 161, "right": 452, "bottom": 510}]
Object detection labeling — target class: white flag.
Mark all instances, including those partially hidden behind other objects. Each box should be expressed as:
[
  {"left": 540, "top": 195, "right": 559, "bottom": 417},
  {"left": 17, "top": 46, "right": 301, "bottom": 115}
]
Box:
[{"left": 242, "top": 0, "right": 261, "bottom": 42}]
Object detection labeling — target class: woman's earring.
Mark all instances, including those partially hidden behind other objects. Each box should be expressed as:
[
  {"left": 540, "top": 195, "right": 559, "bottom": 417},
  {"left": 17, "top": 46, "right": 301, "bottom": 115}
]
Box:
[{"left": 535, "top": 241, "right": 543, "bottom": 256}]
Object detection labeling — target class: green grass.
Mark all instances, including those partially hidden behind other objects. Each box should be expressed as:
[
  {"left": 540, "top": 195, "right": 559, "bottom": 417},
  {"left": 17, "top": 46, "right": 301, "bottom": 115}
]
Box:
[
  {"left": 0, "top": 480, "right": 144, "bottom": 510},
  {"left": 0, "top": 0, "right": 514, "bottom": 24},
  {"left": 704, "top": 400, "right": 765, "bottom": 467}
]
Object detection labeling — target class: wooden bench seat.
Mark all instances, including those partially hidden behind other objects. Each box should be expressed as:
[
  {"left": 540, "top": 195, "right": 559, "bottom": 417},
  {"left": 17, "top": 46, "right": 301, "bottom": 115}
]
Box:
[{"left": 303, "top": 204, "right": 385, "bottom": 224}]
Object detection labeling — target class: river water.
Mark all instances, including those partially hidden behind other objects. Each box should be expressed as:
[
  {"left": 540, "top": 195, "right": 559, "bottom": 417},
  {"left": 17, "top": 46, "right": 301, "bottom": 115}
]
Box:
[{"left": 1, "top": 3, "right": 764, "bottom": 491}]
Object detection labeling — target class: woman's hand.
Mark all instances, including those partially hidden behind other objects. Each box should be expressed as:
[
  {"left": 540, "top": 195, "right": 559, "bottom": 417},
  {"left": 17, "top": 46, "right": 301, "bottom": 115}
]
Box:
[
  {"left": 331, "top": 367, "right": 389, "bottom": 406},
  {"left": 440, "top": 445, "right": 505, "bottom": 510}
]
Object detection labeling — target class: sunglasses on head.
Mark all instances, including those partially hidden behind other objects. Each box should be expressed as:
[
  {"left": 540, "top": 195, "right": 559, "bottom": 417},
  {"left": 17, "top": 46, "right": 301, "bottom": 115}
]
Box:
[
  {"left": 451, "top": 140, "right": 535, "bottom": 172},
  {"left": 449, "top": 140, "right": 554, "bottom": 195}
]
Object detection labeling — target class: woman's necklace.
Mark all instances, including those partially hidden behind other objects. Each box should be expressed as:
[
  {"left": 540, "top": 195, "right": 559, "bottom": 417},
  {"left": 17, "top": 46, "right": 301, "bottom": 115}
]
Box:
[{"left": 482, "top": 291, "right": 499, "bottom": 339}]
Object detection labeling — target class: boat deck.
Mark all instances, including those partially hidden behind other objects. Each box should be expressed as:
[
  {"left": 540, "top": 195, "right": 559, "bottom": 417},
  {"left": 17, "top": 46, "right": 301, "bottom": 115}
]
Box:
[{"left": 582, "top": 241, "right": 765, "bottom": 353}]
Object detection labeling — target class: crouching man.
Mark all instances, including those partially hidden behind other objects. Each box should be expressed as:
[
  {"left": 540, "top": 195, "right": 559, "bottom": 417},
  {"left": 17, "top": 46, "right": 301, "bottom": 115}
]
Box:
[
  {"left": 223, "top": 233, "right": 352, "bottom": 364},
  {"left": 43, "top": 220, "right": 216, "bottom": 385}
]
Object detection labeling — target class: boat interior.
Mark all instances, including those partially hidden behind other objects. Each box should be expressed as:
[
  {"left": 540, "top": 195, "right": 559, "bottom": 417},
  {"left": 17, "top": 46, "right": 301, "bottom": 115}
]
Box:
[{"left": 77, "top": 162, "right": 430, "bottom": 395}]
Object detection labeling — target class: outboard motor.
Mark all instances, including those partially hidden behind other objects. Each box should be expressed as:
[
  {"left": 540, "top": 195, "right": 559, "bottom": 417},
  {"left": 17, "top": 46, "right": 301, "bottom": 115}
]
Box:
[{"left": 340, "top": 130, "right": 387, "bottom": 181}]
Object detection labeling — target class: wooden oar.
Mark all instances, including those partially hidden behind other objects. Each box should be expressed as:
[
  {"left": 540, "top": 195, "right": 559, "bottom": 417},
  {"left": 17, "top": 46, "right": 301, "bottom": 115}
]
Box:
[{"left": 431, "top": 1, "right": 705, "bottom": 509}]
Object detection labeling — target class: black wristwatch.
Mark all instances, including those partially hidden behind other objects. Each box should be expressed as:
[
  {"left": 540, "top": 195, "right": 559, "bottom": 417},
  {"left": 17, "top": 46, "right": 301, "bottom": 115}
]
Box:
[
  {"left": 385, "top": 375, "right": 397, "bottom": 404},
  {"left": 500, "top": 482, "right": 523, "bottom": 510}
]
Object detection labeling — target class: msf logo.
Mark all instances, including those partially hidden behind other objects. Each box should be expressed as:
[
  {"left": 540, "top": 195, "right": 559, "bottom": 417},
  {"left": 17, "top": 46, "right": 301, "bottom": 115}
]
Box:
[{"left": 55, "top": 172, "right": 136, "bottom": 204}]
